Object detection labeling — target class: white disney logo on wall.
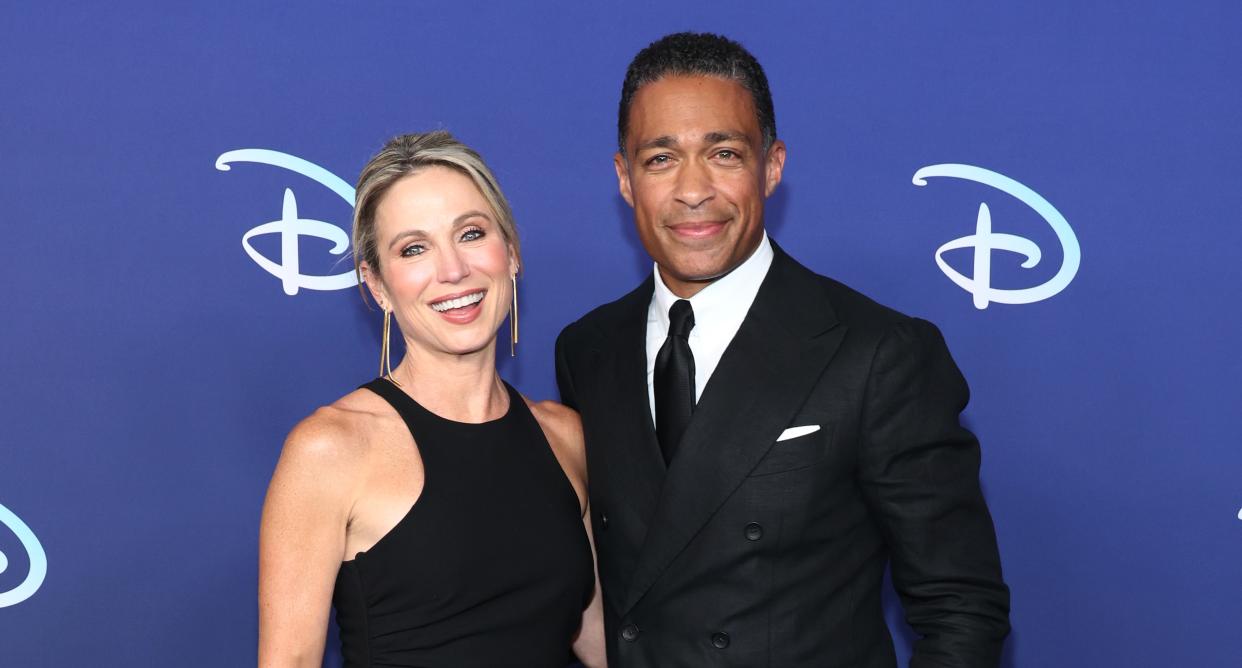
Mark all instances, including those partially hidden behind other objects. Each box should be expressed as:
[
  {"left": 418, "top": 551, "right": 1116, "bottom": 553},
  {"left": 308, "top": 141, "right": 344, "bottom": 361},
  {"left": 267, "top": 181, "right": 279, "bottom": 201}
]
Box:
[
  {"left": 216, "top": 150, "right": 359, "bottom": 296},
  {"left": 215, "top": 153, "right": 1081, "bottom": 310},
  {"left": 0, "top": 502, "right": 47, "bottom": 607},
  {"left": 914, "top": 164, "right": 1081, "bottom": 309}
]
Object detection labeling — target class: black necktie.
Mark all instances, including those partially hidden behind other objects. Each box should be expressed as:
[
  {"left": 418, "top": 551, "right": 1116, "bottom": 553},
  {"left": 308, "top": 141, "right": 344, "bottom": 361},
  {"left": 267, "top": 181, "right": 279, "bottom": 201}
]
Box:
[{"left": 655, "top": 299, "right": 696, "bottom": 466}]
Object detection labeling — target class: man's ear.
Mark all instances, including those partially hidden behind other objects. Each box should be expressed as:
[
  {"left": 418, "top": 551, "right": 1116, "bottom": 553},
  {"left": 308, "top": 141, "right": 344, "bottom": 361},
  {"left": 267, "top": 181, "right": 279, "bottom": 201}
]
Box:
[
  {"left": 614, "top": 152, "right": 635, "bottom": 207},
  {"left": 360, "top": 262, "right": 389, "bottom": 309},
  {"left": 763, "top": 139, "right": 787, "bottom": 198}
]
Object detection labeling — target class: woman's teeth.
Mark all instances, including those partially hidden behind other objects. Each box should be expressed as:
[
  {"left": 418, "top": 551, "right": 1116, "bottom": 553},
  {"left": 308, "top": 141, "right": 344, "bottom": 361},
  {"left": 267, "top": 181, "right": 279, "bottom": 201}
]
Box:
[{"left": 431, "top": 292, "right": 484, "bottom": 312}]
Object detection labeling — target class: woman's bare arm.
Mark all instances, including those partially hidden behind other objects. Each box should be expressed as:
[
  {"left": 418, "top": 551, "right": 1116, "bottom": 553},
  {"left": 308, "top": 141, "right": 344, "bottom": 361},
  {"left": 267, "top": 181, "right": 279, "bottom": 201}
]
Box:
[
  {"left": 529, "top": 398, "right": 607, "bottom": 668},
  {"left": 573, "top": 500, "right": 607, "bottom": 668},
  {"left": 258, "top": 410, "right": 358, "bottom": 668}
]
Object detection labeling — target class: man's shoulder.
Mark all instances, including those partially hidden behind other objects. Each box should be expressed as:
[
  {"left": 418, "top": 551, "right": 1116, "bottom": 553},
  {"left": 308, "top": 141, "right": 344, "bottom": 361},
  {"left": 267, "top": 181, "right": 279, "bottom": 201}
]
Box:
[
  {"left": 778, "top": 249, "right": 911, "bottom": 332},
  {"left": 557, "top": 276, "right": 652, "bottom": 350},
  {"left": 817, "top": 273, "right": 907, "bottom": 325},
  {"left": 786, "top": 255, "right": 953, "bottom": 358}
]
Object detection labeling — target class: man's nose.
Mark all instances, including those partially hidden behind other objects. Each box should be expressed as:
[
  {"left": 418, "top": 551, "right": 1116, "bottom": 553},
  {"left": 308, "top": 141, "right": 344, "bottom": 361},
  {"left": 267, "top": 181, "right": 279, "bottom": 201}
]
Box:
[
  {"left": 436, "top": 245, "right": 471, "bottom": 283},
  {"left": 673, "top": 159, "right": 714, "bottom": 209}
]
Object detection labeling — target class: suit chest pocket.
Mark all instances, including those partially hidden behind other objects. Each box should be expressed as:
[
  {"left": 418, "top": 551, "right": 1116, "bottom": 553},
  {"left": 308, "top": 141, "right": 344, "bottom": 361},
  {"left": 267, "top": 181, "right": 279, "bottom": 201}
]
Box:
[{"left": 747, "top": 423, "right": 836, "bottom": 477}]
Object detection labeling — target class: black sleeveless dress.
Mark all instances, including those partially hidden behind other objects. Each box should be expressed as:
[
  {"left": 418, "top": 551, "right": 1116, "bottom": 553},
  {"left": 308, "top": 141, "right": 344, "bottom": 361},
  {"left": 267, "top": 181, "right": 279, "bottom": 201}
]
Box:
[{"left": 331, "top": 378, "right": 594, "bottom": 667}]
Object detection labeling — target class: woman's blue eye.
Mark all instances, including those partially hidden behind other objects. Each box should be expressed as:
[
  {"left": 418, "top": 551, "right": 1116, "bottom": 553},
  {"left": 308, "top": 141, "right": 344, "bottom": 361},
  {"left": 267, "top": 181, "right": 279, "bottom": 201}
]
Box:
[
  {"left": 400, "top": 244, "right": 425, "bottom": 257},
  {"left": 461, "top": 228, "right": 484, "bottom": 242}
]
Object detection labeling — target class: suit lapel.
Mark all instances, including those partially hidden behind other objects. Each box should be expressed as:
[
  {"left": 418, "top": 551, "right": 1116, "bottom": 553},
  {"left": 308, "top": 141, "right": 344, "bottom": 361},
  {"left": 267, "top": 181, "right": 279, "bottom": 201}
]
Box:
[
  {"left": 622, "top": 248, "right": 847, "bottom": 612},
  {"left": 591, "top": 278, "right": 666, "bottom": 544}
]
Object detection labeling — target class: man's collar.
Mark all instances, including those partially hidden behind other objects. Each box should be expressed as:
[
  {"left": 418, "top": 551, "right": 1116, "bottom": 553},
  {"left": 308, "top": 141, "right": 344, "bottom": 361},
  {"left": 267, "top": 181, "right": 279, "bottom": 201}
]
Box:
[{"left": 651, "top": 231, "right": 774, "bottom": 323}]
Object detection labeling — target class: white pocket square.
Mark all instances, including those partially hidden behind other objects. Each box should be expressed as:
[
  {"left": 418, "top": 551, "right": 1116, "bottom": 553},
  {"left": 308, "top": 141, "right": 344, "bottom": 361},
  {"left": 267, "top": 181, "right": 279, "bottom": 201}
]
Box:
[{"left": 776, "top": 425, "right": 821, "bottom": 442}]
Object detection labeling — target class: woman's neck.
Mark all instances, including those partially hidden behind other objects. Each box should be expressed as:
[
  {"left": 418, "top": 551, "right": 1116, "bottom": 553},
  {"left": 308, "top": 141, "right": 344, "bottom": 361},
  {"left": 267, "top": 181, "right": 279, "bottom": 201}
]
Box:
[{"left": 388, "top": 343, "right": 508, "bottom": 423}]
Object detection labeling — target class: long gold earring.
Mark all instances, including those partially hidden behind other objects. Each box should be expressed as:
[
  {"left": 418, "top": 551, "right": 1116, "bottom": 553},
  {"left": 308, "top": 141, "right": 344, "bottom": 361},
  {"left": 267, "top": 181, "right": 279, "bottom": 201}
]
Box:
[
  {"left": 381, "top": 307, "right": 401, "bottom": 386},
  {"left": 509, "top": 275, "right": 519, "bottom": 357}
]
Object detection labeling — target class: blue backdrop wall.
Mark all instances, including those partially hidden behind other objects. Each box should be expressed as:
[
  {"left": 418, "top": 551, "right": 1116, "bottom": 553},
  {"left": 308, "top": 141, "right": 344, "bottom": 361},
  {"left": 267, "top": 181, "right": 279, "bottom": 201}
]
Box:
[{"left": 2, "top": 2, "right": 1239, "bottom": 666}]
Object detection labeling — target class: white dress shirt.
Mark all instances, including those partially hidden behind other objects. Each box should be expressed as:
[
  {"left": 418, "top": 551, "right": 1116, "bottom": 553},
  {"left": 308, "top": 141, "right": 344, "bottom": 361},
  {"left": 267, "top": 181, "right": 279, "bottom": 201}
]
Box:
[{"left": 646, "top": 232, "right": 775, "bottom": 422}]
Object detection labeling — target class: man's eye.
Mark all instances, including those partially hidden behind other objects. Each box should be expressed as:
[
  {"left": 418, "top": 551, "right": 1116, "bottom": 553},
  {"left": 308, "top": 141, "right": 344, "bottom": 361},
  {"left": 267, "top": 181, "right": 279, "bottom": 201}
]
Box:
[
  {"left": 646, "top": 154, "right": 672, "bottom": 167},
  {"left": 716, "top": 150, "right": 739, "bottom": 160},
  {"left": 461, "top": 228, "right": 485, "bottom": 242},
  {"left": 400, "top": 244, "right": 425, "bottom": 257}
]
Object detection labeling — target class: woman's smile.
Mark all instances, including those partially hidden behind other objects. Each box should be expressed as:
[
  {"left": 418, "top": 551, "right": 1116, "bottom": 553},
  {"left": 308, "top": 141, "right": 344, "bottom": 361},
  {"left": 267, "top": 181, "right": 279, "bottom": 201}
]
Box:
[{"left": 429, "top": 289, "right": 487, "bottom": 323}]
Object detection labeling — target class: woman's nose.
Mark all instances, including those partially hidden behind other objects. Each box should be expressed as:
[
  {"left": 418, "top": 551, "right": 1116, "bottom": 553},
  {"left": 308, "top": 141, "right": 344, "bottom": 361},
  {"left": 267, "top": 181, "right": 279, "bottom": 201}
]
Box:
[{"left": 436, "top": 246, "right": 471, "bottom": 283}]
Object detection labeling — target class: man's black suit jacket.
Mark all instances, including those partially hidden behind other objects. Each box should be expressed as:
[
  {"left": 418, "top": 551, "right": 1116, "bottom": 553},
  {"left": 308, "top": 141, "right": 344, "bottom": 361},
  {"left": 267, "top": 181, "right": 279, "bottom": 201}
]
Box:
[{"left": 556, "top": 245, "right": 1009, "bottom": 668}]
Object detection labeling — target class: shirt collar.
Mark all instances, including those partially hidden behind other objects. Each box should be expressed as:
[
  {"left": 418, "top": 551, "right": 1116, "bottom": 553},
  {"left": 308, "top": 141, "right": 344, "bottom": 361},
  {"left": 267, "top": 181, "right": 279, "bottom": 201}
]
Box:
[{"left": 651, "top": 231, "right": 774, "bottom": 334}]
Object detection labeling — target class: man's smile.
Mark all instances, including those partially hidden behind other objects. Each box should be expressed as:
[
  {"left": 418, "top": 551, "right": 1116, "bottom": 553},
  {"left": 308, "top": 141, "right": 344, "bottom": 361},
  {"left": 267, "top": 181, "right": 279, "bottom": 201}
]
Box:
[{"left": 665, "top": 219, "right": 730, "bottom": 240}]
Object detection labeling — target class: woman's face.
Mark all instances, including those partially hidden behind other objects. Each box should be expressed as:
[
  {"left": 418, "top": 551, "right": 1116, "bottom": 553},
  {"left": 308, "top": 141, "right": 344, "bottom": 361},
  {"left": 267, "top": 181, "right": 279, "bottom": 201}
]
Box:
[{"left": 366, "top": 166, "right": 516, "bottom": 359}]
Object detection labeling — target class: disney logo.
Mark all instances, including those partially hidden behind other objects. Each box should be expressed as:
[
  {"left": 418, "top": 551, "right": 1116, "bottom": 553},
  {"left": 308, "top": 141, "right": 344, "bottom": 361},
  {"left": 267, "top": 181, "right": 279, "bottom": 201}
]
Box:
[
  {"left": 215, "top": 149, "right": 359, "bottom": 296},
  {"left": 0, "top": 502, "right": 47, "bottom": 607},
  {"left": 913, "top": 164, "right": 1081, "bottom": 309}
]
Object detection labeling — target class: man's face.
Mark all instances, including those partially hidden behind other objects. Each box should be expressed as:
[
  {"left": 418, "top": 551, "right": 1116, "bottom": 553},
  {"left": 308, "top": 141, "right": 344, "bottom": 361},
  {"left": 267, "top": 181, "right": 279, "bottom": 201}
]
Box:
[{"left": 615, "top": 74, "right": 785, "bottom": 297}]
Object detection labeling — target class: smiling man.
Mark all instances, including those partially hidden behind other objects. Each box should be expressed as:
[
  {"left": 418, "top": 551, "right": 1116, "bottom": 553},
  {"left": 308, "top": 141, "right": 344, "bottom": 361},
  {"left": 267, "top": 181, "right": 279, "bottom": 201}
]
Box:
[{"left": 556, "top": 32, "right": 1010, "bottom": 667}]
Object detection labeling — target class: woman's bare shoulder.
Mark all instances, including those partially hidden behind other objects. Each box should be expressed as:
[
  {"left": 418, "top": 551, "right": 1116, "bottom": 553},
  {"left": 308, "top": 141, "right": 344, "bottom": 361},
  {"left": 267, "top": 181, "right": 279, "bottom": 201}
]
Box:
[
  {"left": 525, "top": 398, "right": 583, "bottom": 448},
  {"left": 280, "top": 388, "right": 394, "bottom": 475},
  {"left": 524, "top": 396, "right": 586, "bottom": 486}
]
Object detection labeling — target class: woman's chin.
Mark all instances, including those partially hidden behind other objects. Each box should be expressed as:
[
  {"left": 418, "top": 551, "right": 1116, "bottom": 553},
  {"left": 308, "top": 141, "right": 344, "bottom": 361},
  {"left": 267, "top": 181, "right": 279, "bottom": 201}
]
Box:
[{"left": 429, "top": 331, "right": 502, "bottom": 358}]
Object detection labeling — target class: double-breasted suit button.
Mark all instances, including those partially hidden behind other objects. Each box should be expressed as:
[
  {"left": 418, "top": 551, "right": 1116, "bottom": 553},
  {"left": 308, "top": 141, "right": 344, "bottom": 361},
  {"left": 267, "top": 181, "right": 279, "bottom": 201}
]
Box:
[
  {"left": 620, "top": 624, "right": 640, "bottom": 642},
  {"left": 711, "top": 632, "right": 731, "bottom": 649},
  {"left": 600, "top": 512, "right": 609, "bottom": 531},
  {"left": 744, "top": 522, "right": 763, "bottom": 541}
]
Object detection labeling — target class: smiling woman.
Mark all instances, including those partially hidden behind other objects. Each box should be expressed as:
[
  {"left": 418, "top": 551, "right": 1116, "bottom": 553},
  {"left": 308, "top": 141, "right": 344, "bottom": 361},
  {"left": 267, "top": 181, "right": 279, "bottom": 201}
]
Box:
[
  {"left": 257, "top": 132, "right": 605, "bottom": 668},
  {"left": 364, "top": 167, "right": 517, "bottom": 361}
]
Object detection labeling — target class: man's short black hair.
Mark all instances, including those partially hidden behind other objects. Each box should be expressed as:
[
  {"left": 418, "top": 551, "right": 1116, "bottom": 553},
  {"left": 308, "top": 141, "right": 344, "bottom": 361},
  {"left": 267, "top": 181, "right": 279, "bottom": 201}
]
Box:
[{"left": 618, "top": 32, "right": 777, "bottom": 155}]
